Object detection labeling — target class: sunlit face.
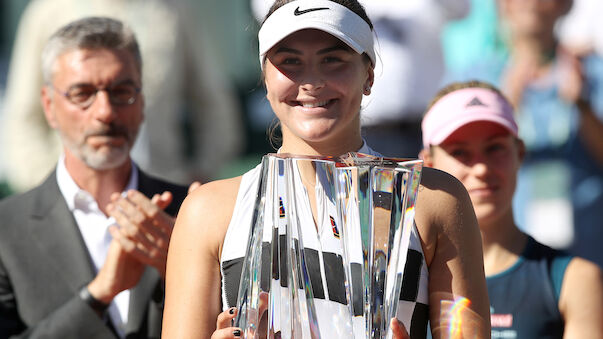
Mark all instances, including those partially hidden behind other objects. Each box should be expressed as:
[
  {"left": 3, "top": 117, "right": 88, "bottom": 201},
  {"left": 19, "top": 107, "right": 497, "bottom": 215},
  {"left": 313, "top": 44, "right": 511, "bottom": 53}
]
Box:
[
  {"left": 264, "top": 29, "right": 373, "bottom": 148},
  {"left": 42, "top": 48, "right": 143, "bottom": 170},
  {"left": 427, "top": 122, "right": 523, "bottom": 226}
]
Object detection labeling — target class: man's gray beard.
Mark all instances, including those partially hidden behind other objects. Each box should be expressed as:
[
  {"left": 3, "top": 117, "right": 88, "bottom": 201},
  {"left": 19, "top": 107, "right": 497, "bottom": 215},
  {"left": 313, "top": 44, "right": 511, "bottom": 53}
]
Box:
[
  {"left": 80, "top": 143, "right": 130, "bottom": 170},
  {"left": 61, "top": 132, "right": 133, "bottom": 170}
]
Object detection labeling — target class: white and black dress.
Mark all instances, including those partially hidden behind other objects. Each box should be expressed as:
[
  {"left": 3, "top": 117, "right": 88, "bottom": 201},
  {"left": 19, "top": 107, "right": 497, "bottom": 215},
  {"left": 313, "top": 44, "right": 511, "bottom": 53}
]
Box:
[{"left": 220, "top": 145, "right": 430, "bottom": 337}]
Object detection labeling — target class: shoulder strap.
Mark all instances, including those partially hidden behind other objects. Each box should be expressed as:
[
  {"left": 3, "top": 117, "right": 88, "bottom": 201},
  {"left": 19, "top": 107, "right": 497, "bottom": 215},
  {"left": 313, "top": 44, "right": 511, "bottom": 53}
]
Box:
[
  {"left": 525, "top": 236, "right": 573, "bottom": 304},
  {"left": 549, "top": 253, "right": 572, "bottom": 303}
]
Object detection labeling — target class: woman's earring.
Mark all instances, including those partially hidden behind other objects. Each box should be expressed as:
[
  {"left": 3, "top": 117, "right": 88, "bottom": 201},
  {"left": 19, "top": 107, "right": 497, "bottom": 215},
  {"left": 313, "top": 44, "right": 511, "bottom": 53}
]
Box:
[{"left": 364, "top": 85, "right": 371, "bottom": 95}]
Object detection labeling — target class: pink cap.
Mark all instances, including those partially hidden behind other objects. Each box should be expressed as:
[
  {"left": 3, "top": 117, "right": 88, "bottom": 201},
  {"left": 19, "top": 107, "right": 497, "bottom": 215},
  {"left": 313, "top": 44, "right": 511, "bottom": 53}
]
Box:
[{"left": 421, "top": 87, "right": 518, "bottom": 148}]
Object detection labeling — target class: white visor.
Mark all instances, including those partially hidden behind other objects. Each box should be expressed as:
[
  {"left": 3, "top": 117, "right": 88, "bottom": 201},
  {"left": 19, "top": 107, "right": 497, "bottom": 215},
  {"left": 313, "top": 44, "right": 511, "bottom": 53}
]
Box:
[{"left": 258, "top": 0, "right": 375, "bottom": 69}]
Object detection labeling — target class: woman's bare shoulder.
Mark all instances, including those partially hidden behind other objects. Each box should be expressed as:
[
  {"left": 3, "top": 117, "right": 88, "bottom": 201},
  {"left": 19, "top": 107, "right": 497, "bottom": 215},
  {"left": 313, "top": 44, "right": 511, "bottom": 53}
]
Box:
[
  {"left": 559, "top": 257, "right": 603, "bottom": 336},
  {"left": 414, "top": 168, "right": 489, "bottom": 333},
  {"left": 414, "top": 167, "right": 477, "bottom": 265},
  {"left": 416, "top": 166, "right": 472, "bottom": 219},
  {"left": 173, "top": 176, "right": 244, "bottom": 246},
  {"left": 187, "top": 176, "right": 243, "bottom": 207}
]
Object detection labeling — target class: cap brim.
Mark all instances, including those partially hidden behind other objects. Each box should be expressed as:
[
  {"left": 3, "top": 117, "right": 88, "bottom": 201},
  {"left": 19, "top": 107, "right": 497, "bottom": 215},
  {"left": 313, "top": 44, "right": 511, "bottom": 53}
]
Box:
[{"left": 429, "top": 112, "right": 518, "bottom": 146}]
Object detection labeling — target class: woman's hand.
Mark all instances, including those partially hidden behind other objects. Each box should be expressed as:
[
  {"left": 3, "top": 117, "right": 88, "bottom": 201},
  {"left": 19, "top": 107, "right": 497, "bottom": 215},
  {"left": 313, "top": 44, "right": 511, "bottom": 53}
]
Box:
[
  {"left": 211, "top": 308, "right": 242, "bottom": 339},
  {"left": 391, "top": 318, "right": 410, "bottom": 339},
  {"left": 214, "top": 297, "right": 404, "bottom": 338}
]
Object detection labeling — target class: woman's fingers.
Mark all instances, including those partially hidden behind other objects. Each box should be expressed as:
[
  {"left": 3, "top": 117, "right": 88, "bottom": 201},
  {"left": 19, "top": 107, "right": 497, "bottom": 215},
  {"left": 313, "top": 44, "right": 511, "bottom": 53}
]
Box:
[
  {"left": 258, "top": 291, "right": 269, "bottom": 315},
  {"left": 216, "top": 307, "right": 238, "bottom": 329},
  {"left": 211, "top": 308, "right": 242, "bottom": 338},
  {"left": 210, "top": 327, "right": 242, "bottom": 339},
  {"left": 390, "top": 318, "right": 410, "bottom": 339}
]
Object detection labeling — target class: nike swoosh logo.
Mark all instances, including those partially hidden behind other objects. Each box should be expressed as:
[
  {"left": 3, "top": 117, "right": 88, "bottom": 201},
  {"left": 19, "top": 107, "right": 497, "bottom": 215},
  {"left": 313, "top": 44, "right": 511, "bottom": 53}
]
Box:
[{"left": 294, "top": 6, "right": 329, "bottom": 16}]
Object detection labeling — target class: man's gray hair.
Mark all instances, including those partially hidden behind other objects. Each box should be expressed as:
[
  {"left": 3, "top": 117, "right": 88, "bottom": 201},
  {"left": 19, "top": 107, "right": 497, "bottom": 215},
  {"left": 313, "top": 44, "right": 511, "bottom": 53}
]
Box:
[{"left": 41, "top": 16, "right": 142, "bottom": 84}]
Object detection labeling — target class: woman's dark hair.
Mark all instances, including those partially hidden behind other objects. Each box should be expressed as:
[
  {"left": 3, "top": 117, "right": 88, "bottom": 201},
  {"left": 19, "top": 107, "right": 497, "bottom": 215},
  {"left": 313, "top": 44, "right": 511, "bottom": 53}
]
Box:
[{"left": 263, "top": 0, "right": 373, "bottom": 30}]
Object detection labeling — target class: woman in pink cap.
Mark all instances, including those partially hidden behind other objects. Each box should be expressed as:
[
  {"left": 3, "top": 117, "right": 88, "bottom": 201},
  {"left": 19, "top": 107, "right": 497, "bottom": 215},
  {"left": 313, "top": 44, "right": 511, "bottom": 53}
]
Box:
[
  {"left": 162, "top": 1, "right": 490, "bottom": 338},
  {"left": 420, "top": 80, "right": 603, "bottom": 338}
]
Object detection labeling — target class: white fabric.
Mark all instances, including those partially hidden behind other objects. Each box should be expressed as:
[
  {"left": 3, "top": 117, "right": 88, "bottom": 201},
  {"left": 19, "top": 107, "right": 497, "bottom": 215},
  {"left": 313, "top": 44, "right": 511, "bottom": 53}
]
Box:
[
  {"left": 258, "top": 0, "right": 376, "bottom": 67},
  {"left": 56, "top": 156, "right": 138, "bottom": 338}
]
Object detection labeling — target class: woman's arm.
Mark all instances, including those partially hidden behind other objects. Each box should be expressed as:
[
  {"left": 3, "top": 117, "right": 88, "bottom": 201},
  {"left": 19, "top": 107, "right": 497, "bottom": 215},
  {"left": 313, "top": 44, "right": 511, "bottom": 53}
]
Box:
[
  {"left": 415, "top": 168, "right": 491, "bottom": 338},
  {"left": 560, "top": 257, "right": 603, "bottom": 339},
  {"left": 162, "top": 177, "right": 241, "bottom": 338}
]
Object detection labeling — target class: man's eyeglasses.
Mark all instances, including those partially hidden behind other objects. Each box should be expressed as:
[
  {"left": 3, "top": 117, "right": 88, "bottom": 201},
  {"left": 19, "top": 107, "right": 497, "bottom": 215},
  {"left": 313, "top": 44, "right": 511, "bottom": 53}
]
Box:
[{"left": 52, "top": 82, "right": 141, "bottom": 108}]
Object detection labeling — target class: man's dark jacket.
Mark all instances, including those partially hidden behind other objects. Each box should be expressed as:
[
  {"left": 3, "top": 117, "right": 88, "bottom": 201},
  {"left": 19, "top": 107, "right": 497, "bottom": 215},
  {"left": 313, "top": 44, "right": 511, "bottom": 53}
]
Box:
[{"left": 0, "top": 168, "right": 188, "bottom": 338}]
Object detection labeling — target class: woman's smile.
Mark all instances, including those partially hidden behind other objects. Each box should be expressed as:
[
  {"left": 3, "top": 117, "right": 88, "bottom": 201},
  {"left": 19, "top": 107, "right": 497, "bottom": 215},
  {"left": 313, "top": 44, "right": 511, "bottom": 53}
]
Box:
[
  {"left": 264, "top": 29, "right": 372, "bottom": 148},
  {"left": 295, "top": 99, "right": 335, "bottom": 109}
]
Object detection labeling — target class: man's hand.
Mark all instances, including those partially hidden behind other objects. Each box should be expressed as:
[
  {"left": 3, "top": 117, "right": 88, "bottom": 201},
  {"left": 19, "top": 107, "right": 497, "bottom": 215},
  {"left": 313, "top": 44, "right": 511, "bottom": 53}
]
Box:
[
  {"left": 501, "top": 54, "right": 539, "bottom": 108},
  {"left": 107, "top": 189, "right": 175, "bottom": 278},
  {"left": 557, "top": 48, "right": 586, "bottom": 104},
  {"left": 87, "top": 239, "right": 145, "bottom": 304},
  {"left": 188, "top": 181, "right": 202, "bottom": 194}
]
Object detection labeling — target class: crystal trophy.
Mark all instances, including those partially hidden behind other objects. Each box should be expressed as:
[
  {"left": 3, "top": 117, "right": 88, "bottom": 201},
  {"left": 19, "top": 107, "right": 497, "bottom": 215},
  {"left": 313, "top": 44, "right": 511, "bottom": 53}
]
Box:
[{"left": 234, "top": 153, "right": 423, "bottom": 339}]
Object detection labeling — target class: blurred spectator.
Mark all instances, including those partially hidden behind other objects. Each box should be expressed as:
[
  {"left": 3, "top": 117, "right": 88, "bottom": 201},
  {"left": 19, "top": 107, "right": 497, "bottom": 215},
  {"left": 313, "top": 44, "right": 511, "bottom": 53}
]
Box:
[
  {"left": 0, "top": 1, "right": 30, "bottom": 198},
  {"left": 196, "top": 1, "right": 276, "bottom": 168},
  {"left": 447, "top": 0, "right": 603, "bottom": 267},
  {"left": 441, "top": 0, "right": 502, "bottom": 73},
  {"left": 251, "top": 0, "right": 470, "bottom": 158},
  {"left": 2, "top": 0, "right": 244, "bottom": 193},
  {"left": 420, "top": 80, "right": 603, "bottom": 338},
  {"left": 0, "top": 16, "right": 189, "bottom": 337}
]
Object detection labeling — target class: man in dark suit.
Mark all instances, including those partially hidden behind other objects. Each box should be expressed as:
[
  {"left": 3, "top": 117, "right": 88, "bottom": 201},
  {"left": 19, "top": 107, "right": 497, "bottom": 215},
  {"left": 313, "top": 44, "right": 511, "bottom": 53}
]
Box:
[{"left": 0, "top": 17, "right": 190, "bottom": 338}]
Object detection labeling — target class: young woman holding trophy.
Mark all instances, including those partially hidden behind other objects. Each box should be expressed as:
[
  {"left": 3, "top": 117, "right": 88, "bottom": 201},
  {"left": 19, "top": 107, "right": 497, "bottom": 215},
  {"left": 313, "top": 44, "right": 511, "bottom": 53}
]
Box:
[
  {"left": 162, "top": 1, "right": 490, "bottom": 338},
  {"left": 420, "top": 81, "right": 603, "bottom": 338}
]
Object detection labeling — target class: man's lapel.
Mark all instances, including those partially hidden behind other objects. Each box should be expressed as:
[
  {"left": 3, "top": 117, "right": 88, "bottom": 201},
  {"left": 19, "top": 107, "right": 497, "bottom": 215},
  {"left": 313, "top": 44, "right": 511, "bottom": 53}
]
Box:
[
  {"left": 125, "top": 267, "right": 160, "bottom": 335},
  {"left": 29, "top": 173, "right": 95, "bottom": 291},
  {"left": 26, "top": 169, "right": 166, "bottom": 336}
]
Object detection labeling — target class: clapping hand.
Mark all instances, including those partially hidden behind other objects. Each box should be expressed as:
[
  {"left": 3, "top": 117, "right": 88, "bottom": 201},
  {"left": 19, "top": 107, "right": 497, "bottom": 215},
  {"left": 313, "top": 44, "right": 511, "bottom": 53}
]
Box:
[{"left": 107, "top": 189, "right": 175, "bottom": 278}]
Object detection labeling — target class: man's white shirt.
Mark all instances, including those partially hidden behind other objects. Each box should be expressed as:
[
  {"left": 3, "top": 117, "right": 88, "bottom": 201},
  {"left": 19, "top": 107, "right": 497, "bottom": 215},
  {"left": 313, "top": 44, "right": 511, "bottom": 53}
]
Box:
[{"left": 56, "top": 156, "right": 138, "bottom": 338}]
